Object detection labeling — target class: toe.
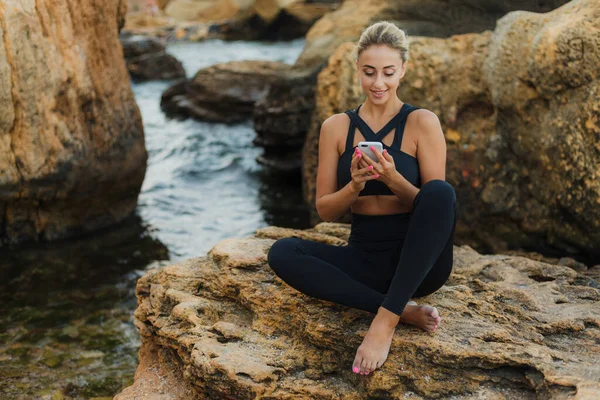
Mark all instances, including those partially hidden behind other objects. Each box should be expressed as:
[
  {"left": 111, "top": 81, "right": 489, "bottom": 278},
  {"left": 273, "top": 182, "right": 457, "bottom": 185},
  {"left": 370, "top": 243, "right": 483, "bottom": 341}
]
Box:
[
  {"left": 429, "top": 306, "right": 440, "bottom": 319},
  {"left": 352, "top": 356, "right": 362, "bottom": 374},
  {"left": 367, "top": 361, "right": 375, "bottom": 374},
  {"left": 360, "top": 359, "right": 369, "bottom": 374},
  {"left": 373, "top": 360, "right": 382, "bottom": 372}
]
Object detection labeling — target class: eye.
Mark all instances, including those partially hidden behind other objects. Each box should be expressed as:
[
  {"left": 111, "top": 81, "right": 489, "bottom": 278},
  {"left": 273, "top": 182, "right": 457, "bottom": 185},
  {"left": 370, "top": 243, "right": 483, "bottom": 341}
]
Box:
[
  {"left": 365, "top": 72, "right": 374, "bottom": 76},
  {"left": 385, "top": 73, "right": 395, "bottom": 77}
]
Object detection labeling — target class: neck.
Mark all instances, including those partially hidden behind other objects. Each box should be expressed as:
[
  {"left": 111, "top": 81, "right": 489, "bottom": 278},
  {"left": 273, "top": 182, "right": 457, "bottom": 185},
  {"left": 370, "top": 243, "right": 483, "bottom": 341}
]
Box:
[{"left": 361, "top": 97, "right": 403, "bottom": 119}]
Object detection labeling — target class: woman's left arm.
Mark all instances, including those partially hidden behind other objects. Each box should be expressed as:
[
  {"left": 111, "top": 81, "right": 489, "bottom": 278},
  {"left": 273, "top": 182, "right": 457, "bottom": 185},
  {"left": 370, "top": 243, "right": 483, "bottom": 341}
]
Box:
[{"left": 367, "top": 110, "right": 447, "bottom": 209}]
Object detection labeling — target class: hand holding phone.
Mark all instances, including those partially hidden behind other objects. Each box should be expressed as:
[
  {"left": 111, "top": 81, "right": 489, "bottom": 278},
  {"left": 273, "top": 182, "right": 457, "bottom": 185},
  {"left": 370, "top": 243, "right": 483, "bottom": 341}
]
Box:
[{"left": 357, "top": 141, "right": 383, "bottom": 163}]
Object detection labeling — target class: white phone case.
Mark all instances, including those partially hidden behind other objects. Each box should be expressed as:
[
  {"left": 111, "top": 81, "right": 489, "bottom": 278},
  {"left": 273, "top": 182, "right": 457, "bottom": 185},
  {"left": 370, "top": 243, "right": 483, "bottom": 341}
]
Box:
[{"left": 357, "top": 141, "right": 383, "bottom": 162}]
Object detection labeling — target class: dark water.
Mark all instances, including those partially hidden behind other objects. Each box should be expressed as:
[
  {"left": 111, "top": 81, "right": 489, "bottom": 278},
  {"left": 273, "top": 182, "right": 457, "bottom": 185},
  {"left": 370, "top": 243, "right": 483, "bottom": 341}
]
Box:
[{"left": 0, "top": 39, "right": 307, "bottom": 399}]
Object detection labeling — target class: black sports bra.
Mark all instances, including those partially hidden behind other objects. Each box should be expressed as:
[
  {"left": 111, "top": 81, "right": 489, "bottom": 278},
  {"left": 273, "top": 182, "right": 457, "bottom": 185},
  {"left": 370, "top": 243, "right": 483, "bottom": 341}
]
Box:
[{"left": 336, "top": 103, "right": 421, "bottom": 196}]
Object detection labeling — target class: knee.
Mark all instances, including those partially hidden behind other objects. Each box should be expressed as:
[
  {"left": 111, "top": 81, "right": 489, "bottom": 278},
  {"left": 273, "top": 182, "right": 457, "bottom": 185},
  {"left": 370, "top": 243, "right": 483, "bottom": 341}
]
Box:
[
  {"left": 267, "top": 237, "right": 300, "bottom": 272},
  {"left": 416, "top": 179, "right": 456, "bottom": 207}
]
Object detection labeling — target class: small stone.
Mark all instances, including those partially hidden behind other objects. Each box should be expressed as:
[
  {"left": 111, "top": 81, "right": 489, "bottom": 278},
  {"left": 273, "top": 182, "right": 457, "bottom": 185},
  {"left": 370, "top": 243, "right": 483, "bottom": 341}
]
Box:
[
  {"left": 80, "top": 350, "right": 105, "bottom": 359},
  {"left": 559, "top": 257, "right": 587, "bottom": 272},
  {"left": 51, "top": 390, "right": 65, "bottom": 400},
  {"left": 42, "top": 355, "right": 62, "bottom": 368},
  {"left": 62, "top": 325, "right": 79, "bottom": 338}
]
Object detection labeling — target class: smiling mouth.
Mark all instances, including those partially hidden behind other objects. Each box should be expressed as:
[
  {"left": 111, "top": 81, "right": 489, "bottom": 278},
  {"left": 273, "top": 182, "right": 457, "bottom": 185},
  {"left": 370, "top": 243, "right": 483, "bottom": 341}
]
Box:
[{"left": 371, "top": 90, "right": 387, "bottom": 96}]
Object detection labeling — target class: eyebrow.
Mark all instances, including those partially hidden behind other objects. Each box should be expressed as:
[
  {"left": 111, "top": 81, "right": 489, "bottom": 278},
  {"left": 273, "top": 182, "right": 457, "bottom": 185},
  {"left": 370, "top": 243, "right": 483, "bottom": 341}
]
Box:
[{"left": 362, "top": 64, "right": 396, "bottom": 69}]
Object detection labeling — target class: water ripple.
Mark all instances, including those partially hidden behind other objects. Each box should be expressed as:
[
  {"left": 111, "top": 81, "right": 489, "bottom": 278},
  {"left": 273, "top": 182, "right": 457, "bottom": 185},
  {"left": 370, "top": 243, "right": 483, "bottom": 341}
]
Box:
[{"left": 134, "top": 39, "right": 306, "bottom": 260}]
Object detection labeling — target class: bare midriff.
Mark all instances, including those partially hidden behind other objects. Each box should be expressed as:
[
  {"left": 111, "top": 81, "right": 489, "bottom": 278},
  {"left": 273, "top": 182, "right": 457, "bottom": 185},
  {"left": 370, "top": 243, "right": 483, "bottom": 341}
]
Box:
[{"left": 351, "top": 195, "right": 411, "bottom": 215}]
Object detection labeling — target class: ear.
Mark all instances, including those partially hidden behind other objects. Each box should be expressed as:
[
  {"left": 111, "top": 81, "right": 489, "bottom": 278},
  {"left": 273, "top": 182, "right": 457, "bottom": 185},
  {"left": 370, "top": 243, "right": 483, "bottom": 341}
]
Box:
[{"left": 399, "top": 61, "right": 407, "bottom": 79}]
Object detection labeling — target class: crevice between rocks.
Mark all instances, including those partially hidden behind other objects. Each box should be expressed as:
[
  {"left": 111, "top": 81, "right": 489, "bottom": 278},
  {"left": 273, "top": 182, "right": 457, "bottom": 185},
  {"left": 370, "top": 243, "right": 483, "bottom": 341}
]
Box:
[{"left": 34, "top": 0, "right": 49, "bottom": 38}]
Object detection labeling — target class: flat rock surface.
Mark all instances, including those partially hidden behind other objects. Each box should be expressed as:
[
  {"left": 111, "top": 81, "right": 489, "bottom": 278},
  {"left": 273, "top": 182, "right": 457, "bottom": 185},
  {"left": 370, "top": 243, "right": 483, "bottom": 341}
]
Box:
[{"left": 118, "top": 224, "right": 600, "bottom": 399}]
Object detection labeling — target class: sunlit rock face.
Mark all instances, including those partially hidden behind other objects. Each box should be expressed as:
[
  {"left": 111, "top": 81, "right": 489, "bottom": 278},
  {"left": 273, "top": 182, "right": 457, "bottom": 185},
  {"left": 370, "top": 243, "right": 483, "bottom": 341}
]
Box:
[
  {"left": 0, "top": 0, "right": 147, "bottom": 244},
  {"left": 116, "top": 225, "right": 600, "bottom": 399},
  {"left": 304, "top": 0, "right": 600, "bottom": 262}
]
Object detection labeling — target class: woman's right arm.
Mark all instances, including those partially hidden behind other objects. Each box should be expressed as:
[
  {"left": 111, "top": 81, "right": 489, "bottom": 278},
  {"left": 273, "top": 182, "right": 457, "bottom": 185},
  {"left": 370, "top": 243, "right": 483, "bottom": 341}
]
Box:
[{"left": 315, "top": 115, "right": 376, "bottom": 222}]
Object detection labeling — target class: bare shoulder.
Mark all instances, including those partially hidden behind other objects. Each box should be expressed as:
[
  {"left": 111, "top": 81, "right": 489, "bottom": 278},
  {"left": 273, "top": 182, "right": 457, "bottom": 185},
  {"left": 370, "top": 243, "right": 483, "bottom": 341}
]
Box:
[
  {"left": 405, "top": 108, "right": 442, "bottom": 142},
  {"left": 320, "top": 113, "right": 350, "bottom": 145},
  {"left": 411, "top": 109, "right": 441, "bottom": 131},
  {"left": 321, "top": 113, "right": 350, "bottom": 134}
]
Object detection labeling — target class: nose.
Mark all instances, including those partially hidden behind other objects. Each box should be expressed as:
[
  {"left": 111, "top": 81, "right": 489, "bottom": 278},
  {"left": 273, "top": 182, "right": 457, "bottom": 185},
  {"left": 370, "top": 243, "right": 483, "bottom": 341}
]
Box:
[{"left": 373, "top": 73, "right": 385, "bottom": 88}]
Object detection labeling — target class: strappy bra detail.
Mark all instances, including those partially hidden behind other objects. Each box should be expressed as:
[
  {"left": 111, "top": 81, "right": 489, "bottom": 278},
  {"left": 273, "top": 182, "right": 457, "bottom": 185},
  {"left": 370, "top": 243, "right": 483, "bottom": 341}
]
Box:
[{"left": 336, "top": 103, "right": 421, "bottom": 196}]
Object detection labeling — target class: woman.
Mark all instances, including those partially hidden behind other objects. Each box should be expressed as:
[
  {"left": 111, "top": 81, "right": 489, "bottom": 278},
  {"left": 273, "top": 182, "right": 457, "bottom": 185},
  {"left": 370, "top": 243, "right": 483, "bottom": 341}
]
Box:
[{"left": 267, "top": 21, "right": 456, "bottom": 376}]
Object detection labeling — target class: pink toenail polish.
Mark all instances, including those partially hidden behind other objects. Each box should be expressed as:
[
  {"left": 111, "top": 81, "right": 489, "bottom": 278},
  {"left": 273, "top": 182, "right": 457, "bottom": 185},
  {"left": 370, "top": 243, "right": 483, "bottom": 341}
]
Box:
[{"left": 353, "top": 367, "right": 358, "bottom": 373}]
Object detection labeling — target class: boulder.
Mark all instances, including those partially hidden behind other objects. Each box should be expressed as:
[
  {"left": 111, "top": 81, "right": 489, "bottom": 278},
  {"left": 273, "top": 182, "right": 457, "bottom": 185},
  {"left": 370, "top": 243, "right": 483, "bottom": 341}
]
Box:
[
  {"left": 304, "top": 0, "right": 600, "bottom": 261},
  {"left": 120, "top": 34, "right": 186, "bottom": 81},
  {"left": 161, "top": 60, "right": 290, "bottom": 123},
  {"left": 0, "top": 0, "right": 147, "bottom": 244},
  {"left": 253, "top": 68, "right": 317, "bottom": 172},
  {"left": 254, "top": 0, "right": 570, "bottom": 172},
  {"left": 116, "top": 225, "right": 600, "bottom": 399}
]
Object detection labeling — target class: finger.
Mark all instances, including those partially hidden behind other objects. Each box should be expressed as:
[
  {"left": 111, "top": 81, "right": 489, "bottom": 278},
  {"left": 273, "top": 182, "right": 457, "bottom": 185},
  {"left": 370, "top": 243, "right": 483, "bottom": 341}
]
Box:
[
  {"left": 351, "top": 150, "right": 361, "bottom": 169},
  {"left": 355, "top": 173, "right": 380, "bottom": 182},
  {"left": 361, "top": 153, "right": 376, "bottom": 166},
  {"left": 370, "top": 146, "right": 386, "bottom": 163},
  {"left": 382, "top": 149, "right": 394, "bottom": 162},
  {"left": 356, "top": 165, "right": 375, "bottom": 175},
  {"left": 358, "top": 158, "right": 369, "bottom": 169}
]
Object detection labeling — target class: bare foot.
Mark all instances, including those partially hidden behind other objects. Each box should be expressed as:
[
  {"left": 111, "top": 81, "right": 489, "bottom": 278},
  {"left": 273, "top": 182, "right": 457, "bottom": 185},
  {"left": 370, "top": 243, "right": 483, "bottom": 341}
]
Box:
[
  {"left": 399, "top": 300, "right": 441, "bottom": 332},
  {"left": 352, "top": 308, "right": 397, "bottom": 376}
]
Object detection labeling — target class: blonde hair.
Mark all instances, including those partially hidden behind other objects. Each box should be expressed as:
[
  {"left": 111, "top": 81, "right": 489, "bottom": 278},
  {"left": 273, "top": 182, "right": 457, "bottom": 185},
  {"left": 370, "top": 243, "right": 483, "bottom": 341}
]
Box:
[{"left": 356, "top": 21, "right": 409, "bottom": 63}]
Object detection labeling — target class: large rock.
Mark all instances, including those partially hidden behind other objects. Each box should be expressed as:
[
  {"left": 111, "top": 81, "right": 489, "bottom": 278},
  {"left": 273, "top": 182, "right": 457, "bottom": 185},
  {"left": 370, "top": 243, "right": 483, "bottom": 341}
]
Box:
[
  {"left": 120, "top": 34, "right": 186, "bottom": 81},
  {"left": 254, "top": 0, "right": 570, "bottom": 173},
  {"left": 161, "top": 60, "right": 290, "bottom": 123},
  {"left": 0, "top": 0, "right": 147, "bottom": 244},
  {"left": 304, "top": 0, "right": 600, "bottom": 261},
  {"left": 253, "top": 68, "right": 317, "bottom": 173},
  {"left": 116, "top": 225, "right": 600, "bottom": 399}
]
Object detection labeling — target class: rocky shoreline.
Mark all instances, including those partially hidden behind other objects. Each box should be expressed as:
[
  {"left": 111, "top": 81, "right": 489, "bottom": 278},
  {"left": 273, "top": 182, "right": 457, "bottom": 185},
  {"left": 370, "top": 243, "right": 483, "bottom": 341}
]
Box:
[
  {"left": 115, "top": 224, "right": 600, "bottom": 399},
  {"left": 2, "top": 0, "right": 599, "bottom": 398}
]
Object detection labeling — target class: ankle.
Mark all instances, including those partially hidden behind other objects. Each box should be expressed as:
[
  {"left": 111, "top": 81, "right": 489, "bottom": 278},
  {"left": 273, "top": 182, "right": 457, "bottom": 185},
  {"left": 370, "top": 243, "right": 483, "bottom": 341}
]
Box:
[{"left": 375, "top": 307, "right": 401, "bottom": 328}]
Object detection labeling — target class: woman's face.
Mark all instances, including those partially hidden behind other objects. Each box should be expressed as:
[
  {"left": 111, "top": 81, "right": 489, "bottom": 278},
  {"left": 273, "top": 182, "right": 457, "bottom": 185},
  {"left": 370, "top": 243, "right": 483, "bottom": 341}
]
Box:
[{"left": 356, "top": 44, "right": 406, "bottom": 104}]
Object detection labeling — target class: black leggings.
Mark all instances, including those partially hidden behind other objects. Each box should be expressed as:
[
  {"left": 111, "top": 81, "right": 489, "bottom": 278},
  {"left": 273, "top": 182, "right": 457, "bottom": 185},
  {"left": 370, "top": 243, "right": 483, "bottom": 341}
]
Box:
[{"left": 267, "top": 179, "right": 456, "bottom": 316}]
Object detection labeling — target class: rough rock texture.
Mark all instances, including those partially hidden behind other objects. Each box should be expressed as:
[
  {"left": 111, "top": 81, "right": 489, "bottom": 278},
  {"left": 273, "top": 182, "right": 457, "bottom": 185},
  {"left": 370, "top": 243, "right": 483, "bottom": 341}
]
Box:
[
  {"left": 253, "top": 69, "right": 317, "bottom": 173},
  {"left": 114, "top": 341, "right": 196, "bottom": 400},
  {"left": 303, "top": 0, "right": 600, "bottom": 262},
  {"left": 117, "top": 224, "right": 600, "bottom": 399},
  {"left": 0, "top": 0, "right": 147, "bottom": 244},
  {"left": 120, "top": 34, "right": 185, "bottom": 81},
  {"left": 296, "top": 0, "right": 569, "bottom": 70},
  {"left": 254, "top": 0, "right": 570, "bottom": 172},
  {"left": 161, "top": 60, "right": 290, "bottom": 123}
]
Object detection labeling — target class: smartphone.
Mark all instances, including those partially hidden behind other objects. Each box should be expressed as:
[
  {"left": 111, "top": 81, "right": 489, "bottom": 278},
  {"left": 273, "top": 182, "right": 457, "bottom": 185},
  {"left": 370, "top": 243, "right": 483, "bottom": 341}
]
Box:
[{"left": 357, "top": 141, "right": 383, "bottom": 162}]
